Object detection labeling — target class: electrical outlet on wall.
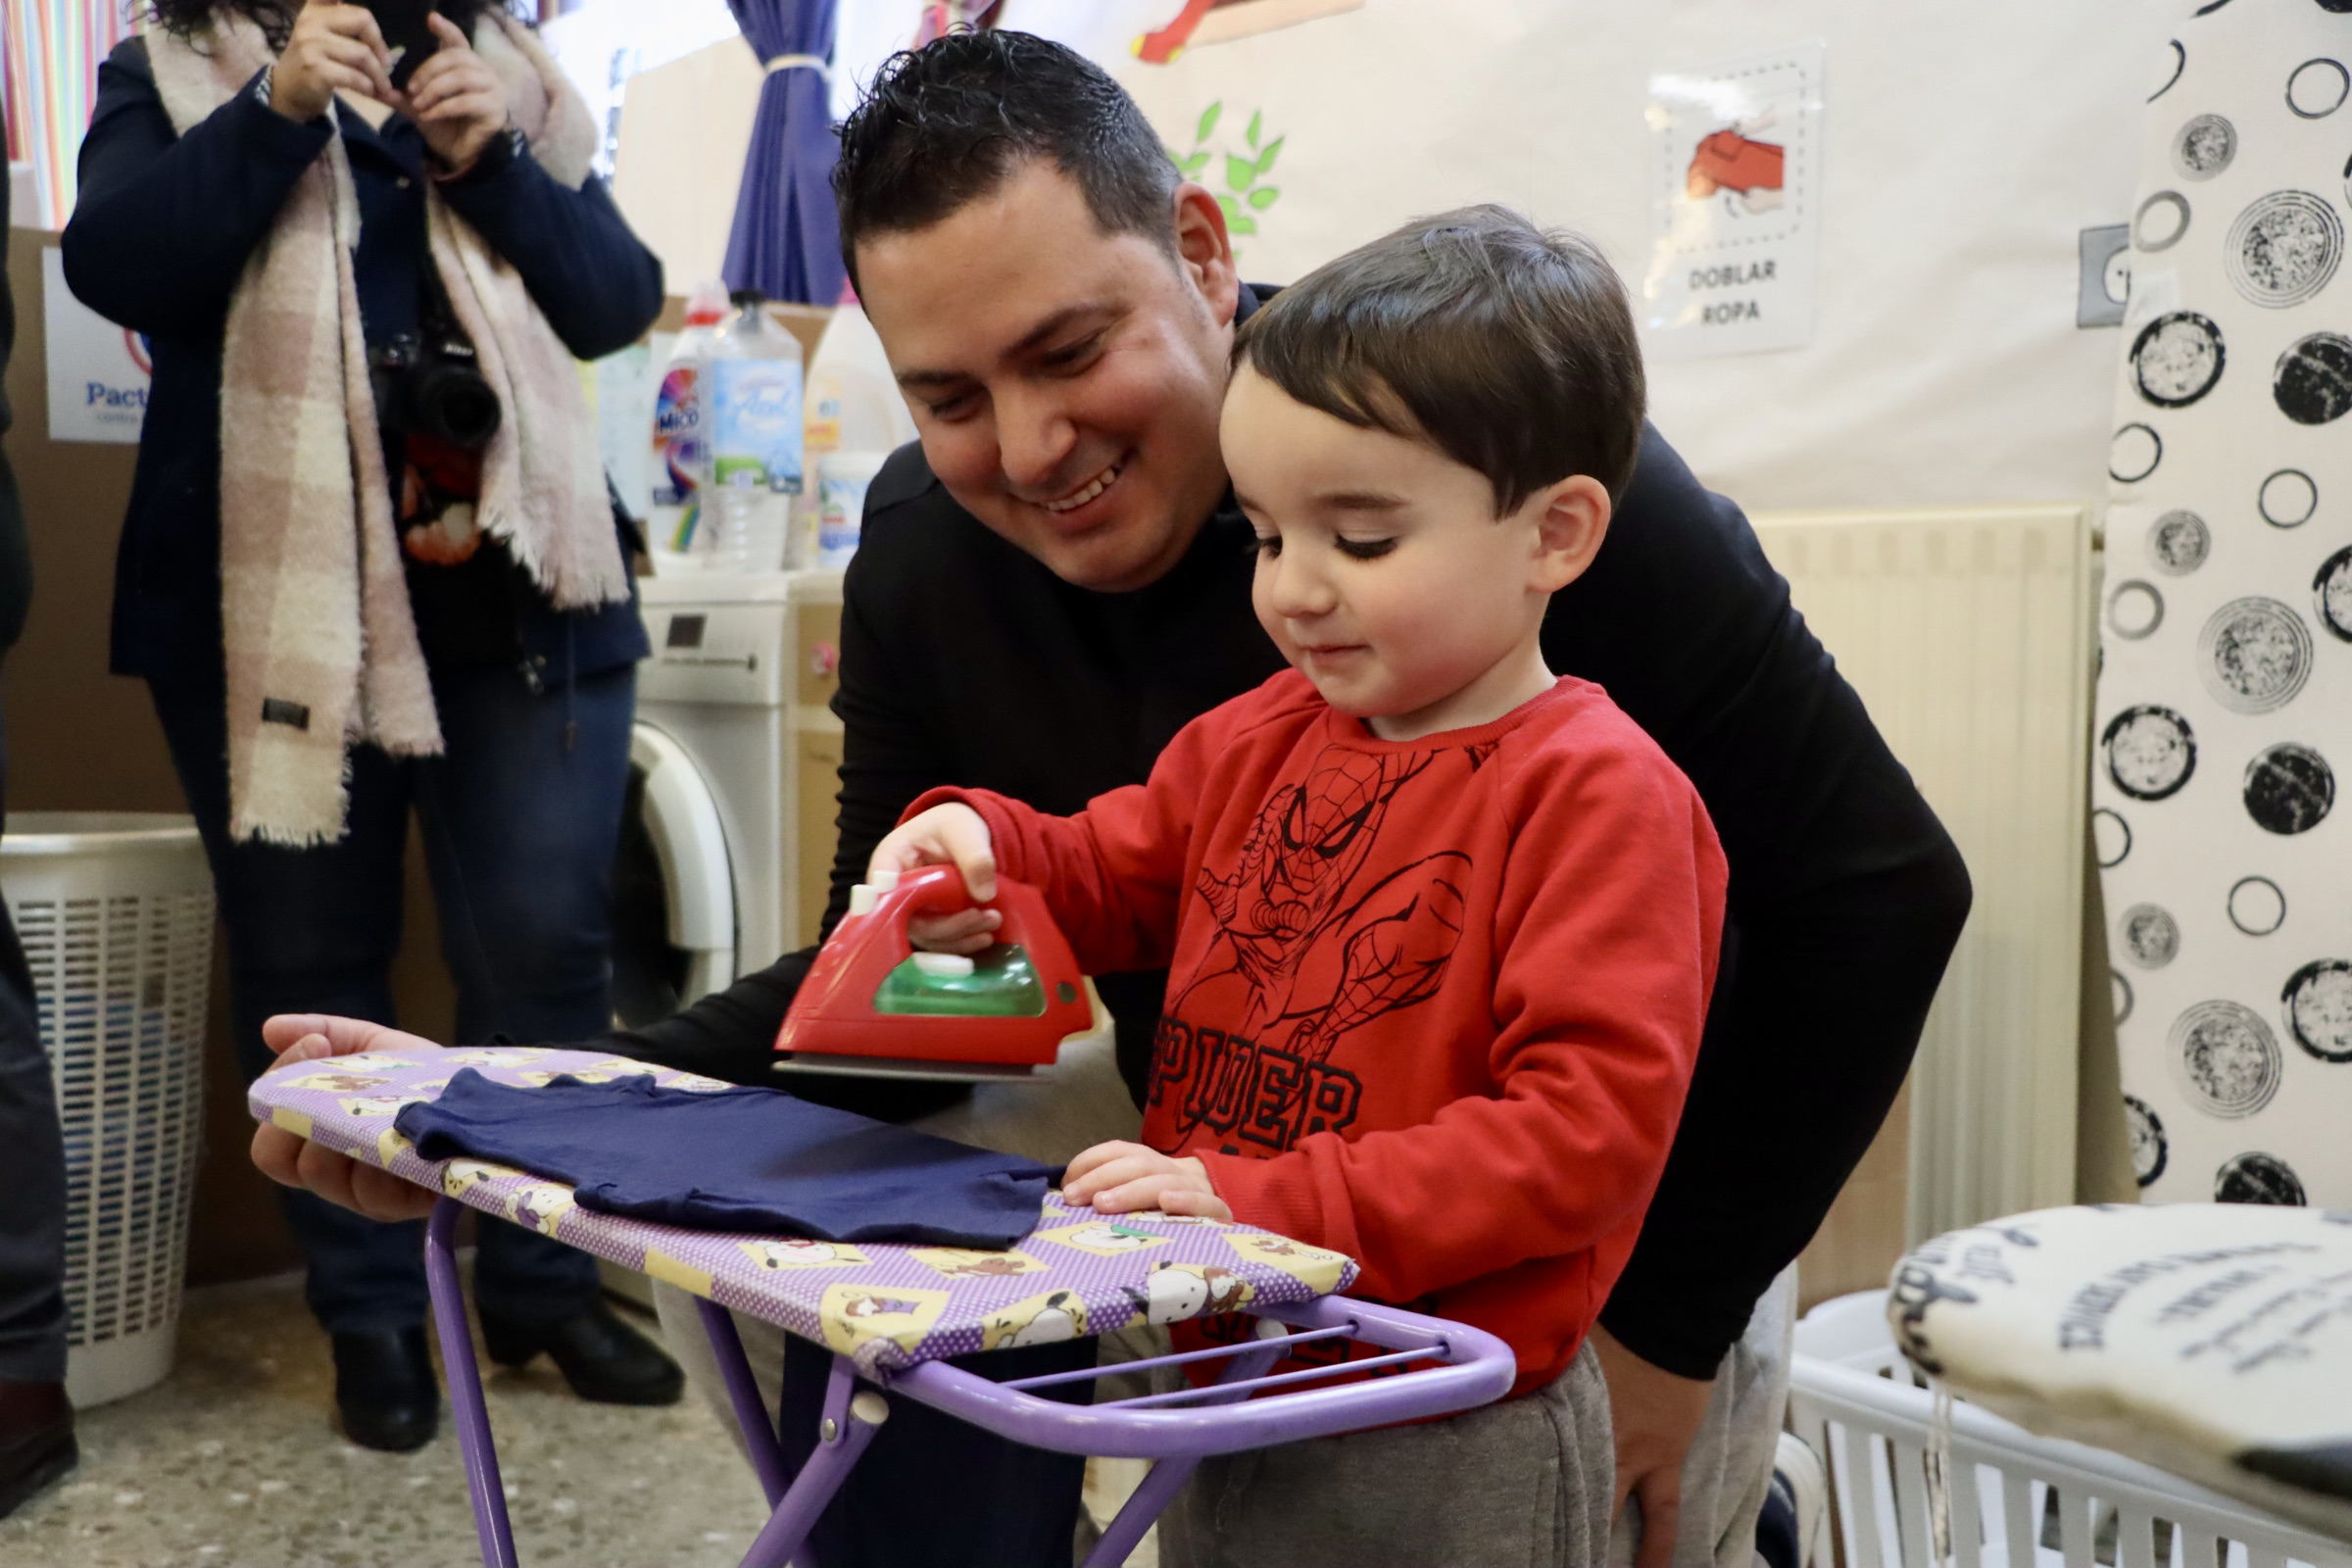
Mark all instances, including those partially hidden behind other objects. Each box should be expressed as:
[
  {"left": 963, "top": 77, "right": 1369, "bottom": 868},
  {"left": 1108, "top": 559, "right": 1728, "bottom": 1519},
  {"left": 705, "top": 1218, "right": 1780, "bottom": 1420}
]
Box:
[{"left": 2078, "top": 223, "right": 2131, "bottom": 328}]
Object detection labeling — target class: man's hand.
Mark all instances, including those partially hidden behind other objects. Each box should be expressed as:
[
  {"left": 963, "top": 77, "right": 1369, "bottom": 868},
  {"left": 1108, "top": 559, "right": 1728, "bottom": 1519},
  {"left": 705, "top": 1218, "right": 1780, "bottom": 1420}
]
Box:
[
  {"left": 1591, "top": 1322, "right": 1717, "bottom": 1568},
  {"left": 1062, "top": 1141, "right": 1231, "bottom": 1221},
  {"left": 270, "top": 0, "right": 398, "bottom": 122},
  {"left": 869, "top": 803, "right": 1004, "bottom": 956},
  {"left": 248, "top": 1013, "right": 441, "bottom": 1223},
  {"left": 395, "top": 15, "right": 512, "bottom": 172}
]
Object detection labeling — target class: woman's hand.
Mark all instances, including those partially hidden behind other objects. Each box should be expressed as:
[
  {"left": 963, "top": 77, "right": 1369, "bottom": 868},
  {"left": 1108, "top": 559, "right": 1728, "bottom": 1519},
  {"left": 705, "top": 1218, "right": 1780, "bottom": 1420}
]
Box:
[
  {"left": 868, "top": 804, "right": 1004, "bottom": 955},
  {"left": 396, "top": 14, "right": 513, "bottom": 173},
  {"left": 270, "top": 0, "right": 399, "bottom": 122},
  {"left": 248, "top": 1013, "right": 441, "bottom": 1222},
  {"left": 1062, "top": 1141, "right": 1231, "bottom": 1221}
]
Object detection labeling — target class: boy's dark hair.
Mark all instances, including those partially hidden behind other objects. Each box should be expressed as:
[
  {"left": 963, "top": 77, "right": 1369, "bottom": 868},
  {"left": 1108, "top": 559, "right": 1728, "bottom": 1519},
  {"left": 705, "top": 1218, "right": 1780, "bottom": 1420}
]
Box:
[
  {"left": 1236, "top": 207, "right": 1646, "bottom": 511},
  {"left": 832, "top": 31, "right": 1180, "bottom": 284}
]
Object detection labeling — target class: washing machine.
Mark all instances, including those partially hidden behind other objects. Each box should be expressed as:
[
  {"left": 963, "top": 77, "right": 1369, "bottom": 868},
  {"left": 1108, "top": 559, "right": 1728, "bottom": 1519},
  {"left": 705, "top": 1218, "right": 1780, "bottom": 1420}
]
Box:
[{"left": 611, "top": 569, "right": 846, "bottom": 1030}]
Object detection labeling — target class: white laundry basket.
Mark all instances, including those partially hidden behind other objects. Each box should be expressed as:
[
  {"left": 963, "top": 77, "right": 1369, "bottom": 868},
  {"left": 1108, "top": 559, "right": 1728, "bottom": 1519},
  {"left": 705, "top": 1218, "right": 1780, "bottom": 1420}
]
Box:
[
  {"left": 0, "top": 812, "right": 213, "bottom": 1407},
  {"left": 1789, "top": 1289, "right": 2352, "bottom": 1568}
]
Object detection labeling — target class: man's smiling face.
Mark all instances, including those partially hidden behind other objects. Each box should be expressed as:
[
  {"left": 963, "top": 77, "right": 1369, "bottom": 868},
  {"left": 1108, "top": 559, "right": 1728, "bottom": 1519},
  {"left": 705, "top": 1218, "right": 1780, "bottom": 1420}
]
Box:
[{"left": 855, "top": 160, "right": 1241, "bottom": 593}]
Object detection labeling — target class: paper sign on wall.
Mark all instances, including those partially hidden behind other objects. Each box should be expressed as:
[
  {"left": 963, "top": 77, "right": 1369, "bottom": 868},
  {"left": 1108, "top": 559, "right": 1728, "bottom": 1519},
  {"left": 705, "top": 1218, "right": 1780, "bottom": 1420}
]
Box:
[
  {"left": 42, "top": 247, "right": 150, "bottom": 444},
  {"left": 1641, "top": 42, "right": 1825, "bottom": 360}
]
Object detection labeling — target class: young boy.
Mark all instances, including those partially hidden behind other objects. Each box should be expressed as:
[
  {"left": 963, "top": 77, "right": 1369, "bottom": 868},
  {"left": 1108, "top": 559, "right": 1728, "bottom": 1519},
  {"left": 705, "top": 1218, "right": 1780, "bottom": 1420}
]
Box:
[{"left": 868, "top": 206, "right": 1726, "bottom": 1566}]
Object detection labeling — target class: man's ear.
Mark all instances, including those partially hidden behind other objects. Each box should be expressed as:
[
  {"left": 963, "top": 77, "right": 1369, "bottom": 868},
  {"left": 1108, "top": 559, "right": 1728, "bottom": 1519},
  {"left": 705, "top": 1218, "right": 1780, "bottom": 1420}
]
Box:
[
  {"left": 1171, "top": 182, "right": 1241, "bottom": 327},
  {"left": 1528, "top": 475, "right": 1611, "bottom": 594}
]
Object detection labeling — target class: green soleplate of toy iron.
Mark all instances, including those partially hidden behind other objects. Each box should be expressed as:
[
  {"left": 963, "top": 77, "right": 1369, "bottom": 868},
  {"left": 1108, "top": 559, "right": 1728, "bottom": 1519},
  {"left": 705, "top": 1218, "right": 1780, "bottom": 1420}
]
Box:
[{"left": 873, "top": 943, "right": 1049, "bottom": 1017}]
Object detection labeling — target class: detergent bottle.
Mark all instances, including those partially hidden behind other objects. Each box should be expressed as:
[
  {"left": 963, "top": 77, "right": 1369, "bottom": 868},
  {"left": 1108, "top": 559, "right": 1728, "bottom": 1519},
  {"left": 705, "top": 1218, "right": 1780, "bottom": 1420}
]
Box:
[
  {"left": 800, "top": 294, "right": 914, "bottom": 567},
  {"left": 705, "top": 288, "right": 804, "bottom": 575},
  {"left": 814, "top": 451, "right": 887, "bottom": 569},
  {"left": 648, "top": 279, "right": 728, "bottom": 563}
]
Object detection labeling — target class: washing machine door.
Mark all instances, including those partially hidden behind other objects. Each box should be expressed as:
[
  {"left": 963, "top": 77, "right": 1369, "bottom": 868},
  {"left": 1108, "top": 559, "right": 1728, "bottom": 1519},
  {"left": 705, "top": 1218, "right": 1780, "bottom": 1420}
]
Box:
[{"left": 611, "top": 721, "right": 738, "bottom": 1027}]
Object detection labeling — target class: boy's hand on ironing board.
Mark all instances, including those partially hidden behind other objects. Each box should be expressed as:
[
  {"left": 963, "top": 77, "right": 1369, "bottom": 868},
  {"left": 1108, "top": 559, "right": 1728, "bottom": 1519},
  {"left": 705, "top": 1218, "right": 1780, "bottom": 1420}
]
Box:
[
  {"left": 248, "top": 1013, "right": 443, "bottom": 1223},
  {"left": 1062, "top": 1141, "right": 1232, "bottom": 1222},
  {"left": 1591, "top": 1322, "right": 1715, "bottom": 1567},
  {"left": 870, "top": 803, "right": 1004, "bottom": 956}
]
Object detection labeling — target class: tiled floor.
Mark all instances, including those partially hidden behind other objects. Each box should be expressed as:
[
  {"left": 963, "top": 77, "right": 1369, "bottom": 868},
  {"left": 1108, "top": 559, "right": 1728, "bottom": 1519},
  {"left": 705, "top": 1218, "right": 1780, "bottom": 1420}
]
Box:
[{"left": 0, "top": 1274, "right": 771, "bottom": 1568}]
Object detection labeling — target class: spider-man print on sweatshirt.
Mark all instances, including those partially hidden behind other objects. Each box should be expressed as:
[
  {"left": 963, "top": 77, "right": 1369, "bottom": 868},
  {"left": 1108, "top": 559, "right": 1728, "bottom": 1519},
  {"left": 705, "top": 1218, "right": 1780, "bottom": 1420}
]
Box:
[{"left": 904, "top": 666, "right": 1725, "bottom": 1394}]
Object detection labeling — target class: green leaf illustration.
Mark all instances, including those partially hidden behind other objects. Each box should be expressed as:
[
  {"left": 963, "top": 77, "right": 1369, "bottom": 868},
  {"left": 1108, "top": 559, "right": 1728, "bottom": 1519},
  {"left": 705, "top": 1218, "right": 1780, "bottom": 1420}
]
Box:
[
  {"left": 1197, "top": 102, "right": 1222, "bottom": 143},
  {"left": 1183, "top": 151, "right": 1212, "bottom": 175},
  {"left": 1226, "top": 153, "right": 1258, "bottom": 191},
  {"left": 1215, "top": 193, "right": 1242, "bottom": 222},
  {"left": 1247, "top": 111, "right": 1262, "bottom": 150},
  {"left": 1255, "top": 136, "right": 1284, "bottom": 177},
  {"left": 1229, "top": 214, "right": 1259, "bottom": 236},
  {"left": 1248, "top": 185, "right": 1279, "bottom": 210}
]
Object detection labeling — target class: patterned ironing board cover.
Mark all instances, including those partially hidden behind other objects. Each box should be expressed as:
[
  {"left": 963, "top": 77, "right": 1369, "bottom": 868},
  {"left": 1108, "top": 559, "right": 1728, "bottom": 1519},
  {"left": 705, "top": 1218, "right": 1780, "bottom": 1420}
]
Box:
[{"left": 249, "top": 1047, "right": 1359, "bottom": 1377}]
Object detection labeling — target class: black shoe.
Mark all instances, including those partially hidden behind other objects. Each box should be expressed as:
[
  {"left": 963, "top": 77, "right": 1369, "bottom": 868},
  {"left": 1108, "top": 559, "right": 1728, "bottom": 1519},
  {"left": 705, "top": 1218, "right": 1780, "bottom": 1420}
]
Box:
[
  {"left": 478, "top": 1299, "right": 684, "bottom": 1406},
  {"left": 0, "top": 1380, "right": 77, "bottom": 1521},
  {"left": 332, "top": 1328, "right": 440, "bottom": 1452}
]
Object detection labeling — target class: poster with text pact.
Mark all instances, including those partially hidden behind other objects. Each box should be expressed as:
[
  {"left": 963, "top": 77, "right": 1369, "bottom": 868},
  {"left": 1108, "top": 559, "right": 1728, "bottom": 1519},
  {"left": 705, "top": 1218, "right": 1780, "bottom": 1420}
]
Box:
[
  {"left": 1642, "top": 42, "right": 1824, "bottom": 360},
  {"left": 42, "top": 248, "right": 149, "bottom": 444}
]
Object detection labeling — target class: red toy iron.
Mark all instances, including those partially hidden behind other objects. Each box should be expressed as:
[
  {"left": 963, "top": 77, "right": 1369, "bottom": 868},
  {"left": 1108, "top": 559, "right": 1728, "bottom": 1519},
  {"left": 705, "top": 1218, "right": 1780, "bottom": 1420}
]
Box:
[{"left": 773, "top": 864, "right": 1098, "bottom": 1082}]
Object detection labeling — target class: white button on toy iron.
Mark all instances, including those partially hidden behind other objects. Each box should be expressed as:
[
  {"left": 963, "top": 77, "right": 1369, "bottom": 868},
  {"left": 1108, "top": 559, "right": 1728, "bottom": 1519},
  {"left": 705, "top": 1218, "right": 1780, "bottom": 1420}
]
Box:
[
  {"left": 910, "top": 952, "right": 975, "bottom": 978},
  {"left": 847, "top": 868, "right": 902, "bottom": 918}
]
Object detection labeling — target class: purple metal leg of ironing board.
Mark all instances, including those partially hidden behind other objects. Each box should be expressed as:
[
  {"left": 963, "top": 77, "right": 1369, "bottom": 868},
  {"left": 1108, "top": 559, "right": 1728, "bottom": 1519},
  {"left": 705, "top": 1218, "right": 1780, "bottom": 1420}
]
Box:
[
  {"left": 1072, "top": 1338, "right": 1287, "bottom": 1568},
  {"left": 427, "top": 1205, "right": 878, "bottom": 1568},
  {"left": 424, "top": 1199, "right": 518, "bottom": 1568},
  {"left": 426, "top": 1195, "right": 1518, "bottom": 1568},
  {"left": 694, "top": 1296, "right": 791, "bottom": 1507},
  {"left": 735, "top": 1353, "right": 887, "bottom": 1568},
  {"left": 685, "top": 1295, "right": 1287, "bottom": 1568}
]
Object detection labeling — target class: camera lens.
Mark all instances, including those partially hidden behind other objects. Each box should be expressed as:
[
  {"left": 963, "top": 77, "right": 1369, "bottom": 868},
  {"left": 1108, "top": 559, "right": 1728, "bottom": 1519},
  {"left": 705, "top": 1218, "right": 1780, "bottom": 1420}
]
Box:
[{"left": 412, "top": 362, "right": 503, "bottom": 449}]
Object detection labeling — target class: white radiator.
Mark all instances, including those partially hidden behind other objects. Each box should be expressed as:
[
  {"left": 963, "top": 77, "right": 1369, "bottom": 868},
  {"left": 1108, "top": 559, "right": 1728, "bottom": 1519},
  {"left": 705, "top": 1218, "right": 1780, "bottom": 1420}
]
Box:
[{"left": 1748, "top": 505, "right": 2095, "bottom": 1242}]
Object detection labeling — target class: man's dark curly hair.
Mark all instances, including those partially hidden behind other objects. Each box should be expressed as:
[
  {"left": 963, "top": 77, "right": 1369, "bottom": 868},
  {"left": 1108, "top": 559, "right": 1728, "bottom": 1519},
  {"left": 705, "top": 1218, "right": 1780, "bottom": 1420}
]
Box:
[
  {"left": 144, "top": 0, "right": 517, "bottom": 54},
  {"left": 831, "top": 30, "right": 1180, "bottom": 285}
]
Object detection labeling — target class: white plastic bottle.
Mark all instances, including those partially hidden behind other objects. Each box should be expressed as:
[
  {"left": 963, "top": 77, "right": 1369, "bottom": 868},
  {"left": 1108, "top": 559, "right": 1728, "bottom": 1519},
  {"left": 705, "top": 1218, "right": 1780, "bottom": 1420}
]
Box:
[
  {"left": 648, "top": 279, "right": 729, "bottom": 564},
  {"left": 705, "top": 288, "right": 805, "bottom": 575},
  {"left": 801, "top": 297, "right": 915, "bottom": 564},
  {"left": 814, "top": 450, "right": 887, "bottom": 569}
]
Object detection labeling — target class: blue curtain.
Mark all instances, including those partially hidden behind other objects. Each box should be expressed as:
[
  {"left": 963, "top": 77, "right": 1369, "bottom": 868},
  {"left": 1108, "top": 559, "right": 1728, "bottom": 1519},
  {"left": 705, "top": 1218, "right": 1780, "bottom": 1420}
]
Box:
[{"left": 721, "top": 0, "right": 846, "bottom": 306}]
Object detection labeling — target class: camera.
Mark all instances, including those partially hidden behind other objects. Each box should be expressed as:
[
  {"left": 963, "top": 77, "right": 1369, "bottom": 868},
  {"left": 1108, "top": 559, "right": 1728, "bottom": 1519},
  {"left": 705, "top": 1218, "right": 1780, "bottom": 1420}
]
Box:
[{"left": 369, "top": 279, "right": 501, "bottom": 450}]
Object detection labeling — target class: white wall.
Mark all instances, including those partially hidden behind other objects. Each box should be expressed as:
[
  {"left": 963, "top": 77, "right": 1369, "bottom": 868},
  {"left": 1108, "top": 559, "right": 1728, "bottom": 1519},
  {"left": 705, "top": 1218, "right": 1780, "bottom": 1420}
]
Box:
[
  {"left": 1108, "top": 0, "right": 2175, "bottom": 515},
  {"left": 611, "top": 39, "right": 769, "bottom": 292}
]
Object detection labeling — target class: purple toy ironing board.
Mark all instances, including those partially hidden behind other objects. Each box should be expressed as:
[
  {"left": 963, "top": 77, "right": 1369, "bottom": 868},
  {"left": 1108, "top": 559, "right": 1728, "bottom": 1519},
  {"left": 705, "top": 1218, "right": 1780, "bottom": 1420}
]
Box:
[{"left": 249, "top": 1047, "right": 1516, "bottom": 1568}]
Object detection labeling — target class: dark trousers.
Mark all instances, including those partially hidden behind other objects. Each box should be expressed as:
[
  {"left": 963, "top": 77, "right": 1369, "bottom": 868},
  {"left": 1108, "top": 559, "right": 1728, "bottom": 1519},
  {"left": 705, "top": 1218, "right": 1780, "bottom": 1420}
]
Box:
[
  {"left": 0, "top": 700, "right": 69, "bottom": 1385},
  {"left": 150, "top": 662, "right": 636, "bottom": 1334},
  {"left": 778, "top": 1331, "right": 1094, "bottom": 1568}
]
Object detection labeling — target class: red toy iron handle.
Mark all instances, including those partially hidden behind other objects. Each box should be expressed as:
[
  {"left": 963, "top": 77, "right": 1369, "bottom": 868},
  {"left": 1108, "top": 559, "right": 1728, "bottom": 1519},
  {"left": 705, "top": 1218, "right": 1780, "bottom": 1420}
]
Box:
[{"left": 774, "top": 863, "right": 1096, "bottom": 1080}]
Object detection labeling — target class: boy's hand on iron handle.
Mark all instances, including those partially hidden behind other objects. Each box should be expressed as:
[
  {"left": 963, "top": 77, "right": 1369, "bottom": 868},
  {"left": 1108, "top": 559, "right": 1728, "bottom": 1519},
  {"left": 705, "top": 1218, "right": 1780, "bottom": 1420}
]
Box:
[
  {"left": 1062, "top": 1141, "right": 1232, "bottom": 1223},
  {"left": 248, "top": 1013, "right": 441, "bottom": 1223},
  {"left": 869, "top": 803, "right": 1004, "bottom": 956}
]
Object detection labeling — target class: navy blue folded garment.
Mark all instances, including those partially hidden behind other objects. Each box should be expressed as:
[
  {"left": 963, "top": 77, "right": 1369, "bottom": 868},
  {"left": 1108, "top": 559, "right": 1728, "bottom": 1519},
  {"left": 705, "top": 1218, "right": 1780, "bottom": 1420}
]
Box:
[{"left": 393, "top": 1070, "right": 1054, "bottom": 1249}]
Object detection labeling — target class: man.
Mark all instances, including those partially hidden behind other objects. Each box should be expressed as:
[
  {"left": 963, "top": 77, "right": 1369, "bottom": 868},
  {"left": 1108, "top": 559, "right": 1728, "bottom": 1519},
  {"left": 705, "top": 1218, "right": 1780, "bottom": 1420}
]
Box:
[
  {"left": 259, "top": 31, "right": 1969, "bottom": 1567},
  {"left": 0, "top": 221, "right": 76, "bottom": 1519}
]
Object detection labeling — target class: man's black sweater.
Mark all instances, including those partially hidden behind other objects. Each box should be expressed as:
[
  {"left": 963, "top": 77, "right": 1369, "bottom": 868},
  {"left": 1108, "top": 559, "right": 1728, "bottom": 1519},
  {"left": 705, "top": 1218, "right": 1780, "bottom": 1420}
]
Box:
[{"left": 609, "top": 364, "right": 1971, "bottom": 1378}]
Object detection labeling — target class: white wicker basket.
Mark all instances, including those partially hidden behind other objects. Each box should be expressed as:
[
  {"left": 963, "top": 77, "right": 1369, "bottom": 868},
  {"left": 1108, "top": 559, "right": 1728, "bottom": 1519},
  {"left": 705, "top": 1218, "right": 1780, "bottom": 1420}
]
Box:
[
  {"left": 0, "top": 812, "right": 212, "bottom": 1407},
  {"left": 1790, "top": 1290, "right": 2352, "bottom": 1568}
]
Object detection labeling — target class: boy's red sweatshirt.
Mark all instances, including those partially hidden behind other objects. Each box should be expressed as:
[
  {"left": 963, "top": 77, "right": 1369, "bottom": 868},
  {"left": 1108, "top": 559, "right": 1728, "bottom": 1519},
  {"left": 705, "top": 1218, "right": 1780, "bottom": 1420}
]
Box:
[{"left": 906, "top": 670, "right": 1726, "bottom": 1395}]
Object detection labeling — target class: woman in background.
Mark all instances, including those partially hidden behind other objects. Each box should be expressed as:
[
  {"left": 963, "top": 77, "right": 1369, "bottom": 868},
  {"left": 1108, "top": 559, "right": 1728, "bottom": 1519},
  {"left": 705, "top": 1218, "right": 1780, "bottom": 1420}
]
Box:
[{"left": 64, "top": 0, "right": 677, "bottom": 1451}]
